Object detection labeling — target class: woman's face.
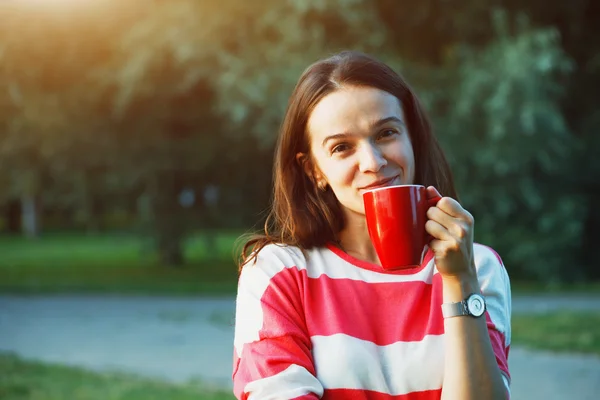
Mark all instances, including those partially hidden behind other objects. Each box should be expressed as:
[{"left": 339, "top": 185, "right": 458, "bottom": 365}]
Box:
[{"left": 305, "top": 85, "right": 415, "bottom": 217}]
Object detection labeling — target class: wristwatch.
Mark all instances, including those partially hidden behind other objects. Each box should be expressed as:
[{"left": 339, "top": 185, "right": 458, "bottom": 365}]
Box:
[{"left": 441, "top": 293, "right": 486, "bottom": 318}]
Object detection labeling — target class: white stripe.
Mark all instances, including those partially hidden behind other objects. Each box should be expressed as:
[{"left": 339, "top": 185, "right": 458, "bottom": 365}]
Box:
[
  {"left": 307, "top": 246, "right": 437, "bottom": 284},
  {"left": 234, "top": 267, "right": 270, "bottom": 357},
  {"left": 501, "top": 371, "right": 511, "bottom": 393},
  {"left": 254, "top": 244, "right": 437, "bottom": 284},
  {"left": 245, "top": 364, "right": 324, "bottom": 400},
  {"left": 311, "top": 334, "right": 444, "bottom": 395}
]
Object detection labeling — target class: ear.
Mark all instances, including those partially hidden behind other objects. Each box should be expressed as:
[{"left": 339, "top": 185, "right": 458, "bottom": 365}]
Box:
[
  {"left": 296, "top": 152, "right": 325, "bottom": 186},
  {"left": 296, "top": 152, "right": 314, "bottom": 179}
]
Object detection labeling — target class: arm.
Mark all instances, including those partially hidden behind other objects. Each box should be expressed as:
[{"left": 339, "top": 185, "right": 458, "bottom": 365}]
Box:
[
  {"left": 440, "top": 256, "right": 511, "bottom": 400},
  {"left": 232, "top": 246, "right": 323, "bottom": 400},
  {"left": 426, "top": 188, "right": 510, "bottom": 400}
]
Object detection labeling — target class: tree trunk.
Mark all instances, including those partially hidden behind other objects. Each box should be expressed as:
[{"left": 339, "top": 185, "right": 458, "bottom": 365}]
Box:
[
  {"left": 147, "top": 172, "right": 186, "bottom": 268},
  {"left": 79, "top": 171, "right": 101, "bottom": 234},
  {"left": 157, "top": 228, "right": 185, "bottom": 266},
  {"left": 7, "top": 200, "right": 21, "bottom": 233},
  {"left": 21, "top": 195, "right": 40, "bottom": 238}
]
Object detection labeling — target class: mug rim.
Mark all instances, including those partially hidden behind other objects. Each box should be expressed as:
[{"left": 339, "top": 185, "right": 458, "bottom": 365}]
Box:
[{"left": 362, "top": 184, "right": 425, "bottom": 195}]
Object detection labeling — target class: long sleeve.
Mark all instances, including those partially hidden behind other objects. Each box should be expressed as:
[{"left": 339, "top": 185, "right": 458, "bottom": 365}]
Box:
[{"left": 232, "top": 245, "right": 323, "bottom": 400}]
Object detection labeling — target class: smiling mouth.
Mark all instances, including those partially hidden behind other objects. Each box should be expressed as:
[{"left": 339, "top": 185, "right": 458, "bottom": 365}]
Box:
[{"left": 360, "top": 176, "right": 399, "bottom": 191}]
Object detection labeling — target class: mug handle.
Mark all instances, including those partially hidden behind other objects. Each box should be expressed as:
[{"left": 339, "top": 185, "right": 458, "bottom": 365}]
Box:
[{"left": 425, "top": 194, "right": 442, "bottom": 244}]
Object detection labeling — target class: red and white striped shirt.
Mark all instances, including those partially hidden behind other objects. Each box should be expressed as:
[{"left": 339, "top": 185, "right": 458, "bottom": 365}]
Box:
[{"left": 232, "top": 243, "right": 511, "bottom": 399}]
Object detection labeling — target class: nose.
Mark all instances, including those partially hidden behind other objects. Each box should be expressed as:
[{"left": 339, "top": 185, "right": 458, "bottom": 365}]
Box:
[{"left": 358, "top": 142, "right": 387, "bottom": 173}]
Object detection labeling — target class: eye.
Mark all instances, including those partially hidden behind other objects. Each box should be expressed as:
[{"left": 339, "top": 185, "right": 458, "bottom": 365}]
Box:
[
  {"left": 377, "top": 129, "right": 398, "bottom": 140},
  {"left": 331, "top": 143, "right": 351, "bottom": 154}
]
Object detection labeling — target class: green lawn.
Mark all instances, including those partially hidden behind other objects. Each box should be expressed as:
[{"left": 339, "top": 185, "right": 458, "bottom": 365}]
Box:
[
  {"left": 512, "top": 311, "right": 600, "bottom": 356},
  {"left": 0, "top": 232, "right": 243, "bottom": 295},
  {"left": 1, "top": 231, "right": 599, "bottom": 297},
  {"left": 0, "top": 353, "right": 235, "bottom": 400}
]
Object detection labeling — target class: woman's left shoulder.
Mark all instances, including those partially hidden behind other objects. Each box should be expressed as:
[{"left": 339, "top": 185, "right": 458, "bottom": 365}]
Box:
[
  {"left": 473, "top": 243, "right": 506, "bottom": 270},
  {"left": 472, "top": 243, "right": 511, "bottom": 292}
]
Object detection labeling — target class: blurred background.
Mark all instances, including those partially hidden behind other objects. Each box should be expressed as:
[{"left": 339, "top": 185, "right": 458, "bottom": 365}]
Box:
[{"left": 0, "top": 0, "right": 598, "bottom": 399}]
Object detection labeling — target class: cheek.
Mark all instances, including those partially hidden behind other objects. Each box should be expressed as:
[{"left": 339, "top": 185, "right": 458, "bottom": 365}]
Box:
[
  {"left": 397, "top": 139, "right": 415, "bottom": 171},
  {"left": 321, "top": 159, "right": 356, "bottom": 186}
]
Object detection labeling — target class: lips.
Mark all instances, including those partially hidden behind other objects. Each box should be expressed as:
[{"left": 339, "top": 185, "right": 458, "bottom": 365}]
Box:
[{"left": 360, "top": 175, "right": 399, "bottom": 191}]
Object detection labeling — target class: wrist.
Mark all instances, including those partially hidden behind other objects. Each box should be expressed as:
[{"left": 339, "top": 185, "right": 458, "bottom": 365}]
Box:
[{"left": 441, "top": 274, "right": 481, "bottom": 303}]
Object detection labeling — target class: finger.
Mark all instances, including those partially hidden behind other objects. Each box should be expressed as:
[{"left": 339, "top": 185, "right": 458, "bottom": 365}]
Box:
[
  {"left": 427, "top": 205, "right": 455, "bottom": 230},
  {"left": 427, "top": 206, "right": 472, "bottom": 240},
  {"left": 426, "top": 186, "right": 442, "bottom": 201},
  {"left": 425, "top": 219, "right": 454, "bottom": 242},
  {"left": 435, "top": 196, "right": 473, "bottom": 223}
]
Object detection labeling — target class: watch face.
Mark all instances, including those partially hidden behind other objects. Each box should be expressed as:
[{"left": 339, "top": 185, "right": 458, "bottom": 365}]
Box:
[{"left": 467, "top": 294, "right": 486, "bottom": 317}]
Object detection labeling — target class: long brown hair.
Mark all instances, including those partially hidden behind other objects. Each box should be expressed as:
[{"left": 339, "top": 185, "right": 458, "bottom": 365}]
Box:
[{"left": 239, "top": 50, "right": 457, "bottom": 268}]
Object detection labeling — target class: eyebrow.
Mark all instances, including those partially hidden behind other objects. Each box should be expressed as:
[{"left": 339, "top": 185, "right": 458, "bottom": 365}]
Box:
[{"left": 321, "top": 116, "right": 406, "bottom": 147}]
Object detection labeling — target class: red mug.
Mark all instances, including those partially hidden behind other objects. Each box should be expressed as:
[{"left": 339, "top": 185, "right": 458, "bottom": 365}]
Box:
[{"left": 363, "top": 184, "right": 441, "bottom": 270}]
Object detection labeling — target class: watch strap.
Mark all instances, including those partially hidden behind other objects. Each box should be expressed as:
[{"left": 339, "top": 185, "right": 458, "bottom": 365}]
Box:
[{"left": 441, "top": 301, "right": 469, "bottom": 318}]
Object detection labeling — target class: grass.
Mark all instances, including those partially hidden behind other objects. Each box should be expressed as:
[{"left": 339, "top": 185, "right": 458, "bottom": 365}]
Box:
[
  {"left": 0, "top": 353, "right": 235, "bottom": 400},
  {"left": 512, "top": 311, "right": 600, "bottom": 356},
  {"left": 1, "top": 231, "right": 598, "bottom": 296},
  {"left": 0, "top": 231, "right": 243, "bottom": 296}
]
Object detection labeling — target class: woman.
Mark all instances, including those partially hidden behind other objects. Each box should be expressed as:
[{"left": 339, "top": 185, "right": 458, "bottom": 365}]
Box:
[{"left": 232, "top": 51, "right": 511, "bottom": 400}]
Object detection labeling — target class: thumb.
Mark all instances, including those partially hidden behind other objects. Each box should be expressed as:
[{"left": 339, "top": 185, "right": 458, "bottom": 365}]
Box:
[{"left": 426, "top": 185, "right": 442, "bottom": 200}]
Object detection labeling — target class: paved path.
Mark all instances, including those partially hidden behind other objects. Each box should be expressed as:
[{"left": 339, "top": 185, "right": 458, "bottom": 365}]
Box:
[
  {"left": 512, "top": 294, "right": 600, "bottom": 314},
  {"left": 1, "top": 294, "right": 599, "bottom": 399},
  {"left": 0, "top": 296, "right": 235, "bottom": 388}
]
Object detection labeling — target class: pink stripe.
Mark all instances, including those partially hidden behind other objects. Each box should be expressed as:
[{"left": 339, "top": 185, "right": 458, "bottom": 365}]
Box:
[
  {"left": 485, "top": 314, "right": 510, "bottom": 379},
  {"left": 258, "top": 267, "right": 309, "bottom": 339},
  {"left": 233, "top": 336, "right": 316, "bottom": 399},
  {"left": 234, "top": 266, "right": 316, "bottom": 399},
  {"left": 296, "top": 272, "right": 444, "bottom": 345},
  {"left": 232, "top": 351, "right": 240, "bottom": 379},
  {"left": 323, "top": 388, "right": 442, "bottom": 399}
]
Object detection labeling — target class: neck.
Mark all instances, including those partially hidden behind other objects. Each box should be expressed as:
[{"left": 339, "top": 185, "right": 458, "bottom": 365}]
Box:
[{"left": 337, "top": 209, "right": 380, "bottom": 265}]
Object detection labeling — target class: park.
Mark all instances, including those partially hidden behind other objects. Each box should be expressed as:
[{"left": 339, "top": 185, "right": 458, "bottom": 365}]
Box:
[{"left": 1, "top": 0, "right": 599, "bottom": 399}]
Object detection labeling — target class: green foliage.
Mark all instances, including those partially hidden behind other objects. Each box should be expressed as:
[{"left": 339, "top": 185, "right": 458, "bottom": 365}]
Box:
[
  {"left": 0, "top": 1, "right": 597, "bottom": 281},
  {"left": 193, "top": 0, "right": 389, "bottom": 144},
  {"left": 426, "top": 12, "right": 583, "bottom": 281}
]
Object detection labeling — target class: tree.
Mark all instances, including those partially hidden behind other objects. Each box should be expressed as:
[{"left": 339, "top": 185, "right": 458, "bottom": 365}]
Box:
[
  {"left": 430, "top": 12, "right": 581, "bottom": 282},
  {"left": 1, "top": 0, "right": 596, "bottom": 280},
  {"left": 0, "top": 1, "right": 224, "bottom": 264}
]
